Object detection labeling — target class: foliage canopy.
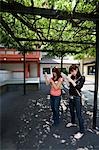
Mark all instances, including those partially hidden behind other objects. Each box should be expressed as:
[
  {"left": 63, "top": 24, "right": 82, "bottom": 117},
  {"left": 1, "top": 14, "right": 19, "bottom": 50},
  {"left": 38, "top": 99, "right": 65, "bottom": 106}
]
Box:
[{"left": 0, "top": 0, "right": 98, "bottom": 58}]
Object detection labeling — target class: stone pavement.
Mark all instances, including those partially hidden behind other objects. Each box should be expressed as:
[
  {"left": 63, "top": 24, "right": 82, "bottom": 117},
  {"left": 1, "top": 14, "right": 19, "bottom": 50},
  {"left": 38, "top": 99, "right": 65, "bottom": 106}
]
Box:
[
  {"left": 82, "top": 79, "right": 99, "bottom": 109},
  {"left": 0, "top": 83, "right": 99, "bottom": 150}
]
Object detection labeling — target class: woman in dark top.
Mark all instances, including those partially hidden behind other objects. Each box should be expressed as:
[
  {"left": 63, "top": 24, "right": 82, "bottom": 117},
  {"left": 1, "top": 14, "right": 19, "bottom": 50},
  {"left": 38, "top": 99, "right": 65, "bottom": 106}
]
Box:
[{"left": 66, "top": 64, "right": 85, "bottom": 139}]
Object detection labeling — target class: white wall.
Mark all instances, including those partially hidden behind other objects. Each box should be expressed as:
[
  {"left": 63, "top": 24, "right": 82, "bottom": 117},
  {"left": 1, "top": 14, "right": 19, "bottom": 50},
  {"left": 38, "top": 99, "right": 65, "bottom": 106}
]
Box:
[
  {"left": 0, "top": 70, "right": 12, "bottom": 82},
  {"left": 12, "top": 72, "right": 24, "bottom": 79},
  {"left": 0, "top": 63, "right": 38, "bottom": 79},
  {"left": 0, "top": 63, "right": 23, "bottom": 71},
  {"left": 83, "top": 64, "right": 95, "bottom": 82},
  {"left": 30, "top": 63, "right": 37, "bottom": 77},
  {"left": 40, "top": 64, "right": 70, "bottom": 82},
  {"left": 40, "top": 64, "right": 52, "bottom": 82},
  {"left": 0, "top": 63, "right": 24, "bottom": 79},
  {"left": 84, "top": 65, "right": 88, "bottom": 76}
]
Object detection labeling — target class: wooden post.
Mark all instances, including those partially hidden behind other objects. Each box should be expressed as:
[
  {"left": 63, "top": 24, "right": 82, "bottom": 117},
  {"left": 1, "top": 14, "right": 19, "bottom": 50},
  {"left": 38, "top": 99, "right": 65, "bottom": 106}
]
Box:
[
  {"left": 37, "top": 61, "right": 40, "bottom": 77},
  {"left": 23, "top": 48, "right": 26, "bottom": 95},
  {"left": 93, "top": 4, "right": 99, "bottom": 129},
  {"left": 61, "top": 52, "right": 64, "bottom": 72}
]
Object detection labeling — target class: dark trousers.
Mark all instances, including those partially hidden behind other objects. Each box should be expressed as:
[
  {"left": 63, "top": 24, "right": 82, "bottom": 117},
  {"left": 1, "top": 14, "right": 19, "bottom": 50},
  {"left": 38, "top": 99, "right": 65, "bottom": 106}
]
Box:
[
  {"left": 69, "top": 96, "right": 84, "bottom": 133},
  {"left": 50, "top": 95, "right": 61, "bottom": 125}
]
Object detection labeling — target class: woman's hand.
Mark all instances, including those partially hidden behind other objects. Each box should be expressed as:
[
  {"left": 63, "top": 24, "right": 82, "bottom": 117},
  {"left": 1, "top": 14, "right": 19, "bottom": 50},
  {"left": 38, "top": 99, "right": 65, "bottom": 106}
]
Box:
[
  {"left": 67, "top": 75, "right": 76, "bottom": 87},
  {"left": 67, "top": 76, "right": 72, "bottom": 82},
  {"left": 44, "top": 72, "right": 48, "bottom": 78},
  {"left": 44, "top": 72, "right": 50, "bottom": 85}
]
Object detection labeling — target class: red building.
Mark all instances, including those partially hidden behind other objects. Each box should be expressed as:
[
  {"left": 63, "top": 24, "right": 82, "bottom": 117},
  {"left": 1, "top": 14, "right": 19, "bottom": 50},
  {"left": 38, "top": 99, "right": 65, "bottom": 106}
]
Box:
[{"left": 0, "top": 47, "right": 40, "bottom": 79}]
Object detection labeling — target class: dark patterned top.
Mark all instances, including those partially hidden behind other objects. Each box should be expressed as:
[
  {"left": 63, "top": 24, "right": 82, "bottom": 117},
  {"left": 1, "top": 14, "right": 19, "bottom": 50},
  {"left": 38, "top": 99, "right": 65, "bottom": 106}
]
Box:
[{"left": 69, "top": 76, "right": 85, "bottom": 96}]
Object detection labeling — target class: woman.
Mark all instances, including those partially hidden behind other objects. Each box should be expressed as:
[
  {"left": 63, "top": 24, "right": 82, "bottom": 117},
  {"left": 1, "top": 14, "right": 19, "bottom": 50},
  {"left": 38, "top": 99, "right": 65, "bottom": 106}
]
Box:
[
  {"left": 44, "top": 67, "right": 63, "bottom": 126},
  {"left": 65, "top": 64, "right": 85, "bottom": 139}
]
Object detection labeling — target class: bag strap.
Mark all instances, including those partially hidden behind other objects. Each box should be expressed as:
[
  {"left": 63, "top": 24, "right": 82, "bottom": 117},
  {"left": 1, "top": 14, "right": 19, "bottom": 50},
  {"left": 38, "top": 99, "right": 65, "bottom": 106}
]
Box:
[{"left": 75, "top": 88, "right": 81, "bottom": 97}]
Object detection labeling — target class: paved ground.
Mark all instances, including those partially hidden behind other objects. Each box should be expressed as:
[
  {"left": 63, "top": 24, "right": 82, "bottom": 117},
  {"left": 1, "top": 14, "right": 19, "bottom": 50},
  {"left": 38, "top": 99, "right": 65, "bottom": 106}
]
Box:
[
  {"left": 82, "top": 79, "right": 99, "bottom": 109},
  {"left": 0, "top": 83, "right": 99, "bottom": 150}
]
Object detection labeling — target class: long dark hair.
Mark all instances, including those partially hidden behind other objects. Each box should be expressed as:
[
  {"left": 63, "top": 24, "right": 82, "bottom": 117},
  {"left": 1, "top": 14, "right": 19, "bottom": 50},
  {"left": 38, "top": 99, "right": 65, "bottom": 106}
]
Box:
[
  {"left": 52, "top": 67, "right": 62, "bottom": 81},
  {"left": 69, "top": 64, "right": 81, "bottom": 80}
]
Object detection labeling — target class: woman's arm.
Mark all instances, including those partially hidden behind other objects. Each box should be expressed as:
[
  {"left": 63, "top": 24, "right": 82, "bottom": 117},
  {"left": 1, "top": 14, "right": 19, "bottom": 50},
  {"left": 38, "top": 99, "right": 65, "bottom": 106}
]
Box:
[
  {"left": 50, "top": 78, "right": 63, "bottom": 90},
  {"left": 75, "top": 76, "right": 85, "bottom": 90},
  {"left": 67, "top": 77, "right": 76, "bottom": 87},
  {"left": 44, "top": 73, "right": 50, "bottom": 85},
  {"left": 67, "top": 76, "right": 85, "bottom": 90},
  {"left": 61, "top": 73, "right": 76, "bottom": 87},
  {"left": 61, "top": 72, "right": 70, "bottom": 87}
]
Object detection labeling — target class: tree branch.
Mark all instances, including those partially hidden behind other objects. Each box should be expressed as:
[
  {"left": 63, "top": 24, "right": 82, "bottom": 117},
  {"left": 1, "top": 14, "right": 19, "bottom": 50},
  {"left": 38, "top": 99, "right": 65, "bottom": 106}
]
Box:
[
  {"left": 0, "top": 16, "right": 22, "bottom": 47},
  {"left": 0, "top": 1, "right": 99, "bottom": 21},
  {"left": 16, "top": 37, "right": 96, "bottom": 45},
  {"left": 12, "top": 13, "right": 46, "bottom": 40}
]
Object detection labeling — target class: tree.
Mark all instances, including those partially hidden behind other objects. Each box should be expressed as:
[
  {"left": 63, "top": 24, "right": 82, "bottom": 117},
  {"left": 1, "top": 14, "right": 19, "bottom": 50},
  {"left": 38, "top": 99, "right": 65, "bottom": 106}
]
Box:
[{"left": 0, "top": 0, "right": 97, "bottom": 58}]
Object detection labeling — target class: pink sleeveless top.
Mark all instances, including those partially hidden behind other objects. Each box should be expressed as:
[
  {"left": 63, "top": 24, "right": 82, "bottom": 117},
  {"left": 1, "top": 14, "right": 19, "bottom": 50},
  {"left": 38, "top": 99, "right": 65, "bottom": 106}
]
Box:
[{"left": 50, "top": 77, "right": 63, "bottom": 96}]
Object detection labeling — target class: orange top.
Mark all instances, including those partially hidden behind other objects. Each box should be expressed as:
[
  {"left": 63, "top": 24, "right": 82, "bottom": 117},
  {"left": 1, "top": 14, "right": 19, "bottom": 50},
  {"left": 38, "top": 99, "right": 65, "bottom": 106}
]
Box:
[{"left": 50, "top": 77, "right": 63, "bottom": 96}]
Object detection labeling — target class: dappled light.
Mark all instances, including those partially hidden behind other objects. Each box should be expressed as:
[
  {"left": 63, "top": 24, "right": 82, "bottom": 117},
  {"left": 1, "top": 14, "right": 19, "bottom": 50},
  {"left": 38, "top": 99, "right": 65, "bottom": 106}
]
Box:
[{"left": 0, "top": 1, "right": 99, "bottom": 150}]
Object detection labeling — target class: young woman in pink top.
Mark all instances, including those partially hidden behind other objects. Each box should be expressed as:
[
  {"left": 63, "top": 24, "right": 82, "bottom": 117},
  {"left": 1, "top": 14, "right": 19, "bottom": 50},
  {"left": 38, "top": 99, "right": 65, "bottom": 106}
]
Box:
[{"left": 44, "top": 67, "right": 63, "bottom": 126}]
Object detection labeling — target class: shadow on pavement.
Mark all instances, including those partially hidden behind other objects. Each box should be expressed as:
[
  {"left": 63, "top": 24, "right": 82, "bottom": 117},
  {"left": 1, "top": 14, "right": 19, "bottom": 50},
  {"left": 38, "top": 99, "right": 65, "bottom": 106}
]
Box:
[{"left": 0, "top": 83, "right": 99, "bottom": 150}]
